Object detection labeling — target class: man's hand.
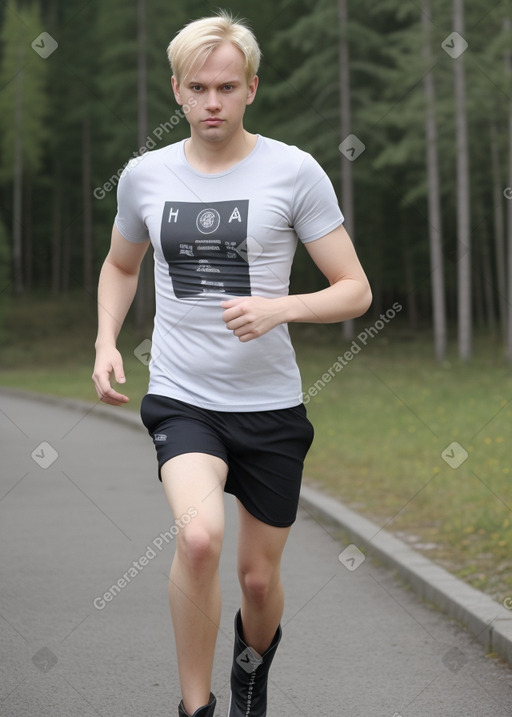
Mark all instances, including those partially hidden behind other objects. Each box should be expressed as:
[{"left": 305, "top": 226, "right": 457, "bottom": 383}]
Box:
[
  {"left": 92, "top": 344, "right": 129, "bottom": 405},
  {"left": 221, "top": 296, "right": 288, "bottom": 342}
]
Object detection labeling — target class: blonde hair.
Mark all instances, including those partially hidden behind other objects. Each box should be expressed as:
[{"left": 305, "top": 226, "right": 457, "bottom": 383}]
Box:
[{"left": 167, "top": 10, "right": 261, "bottom": 85}]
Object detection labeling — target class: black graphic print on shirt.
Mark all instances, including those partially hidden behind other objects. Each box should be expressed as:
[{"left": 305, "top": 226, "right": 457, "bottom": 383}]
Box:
[{"left": 160, "top": 200, "right": 251, "bottom": 299}]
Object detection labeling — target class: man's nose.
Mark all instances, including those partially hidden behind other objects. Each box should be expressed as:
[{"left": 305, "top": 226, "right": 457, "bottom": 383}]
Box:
[{"left": 205, "top": 90, "right": 221, "bottom": 110}]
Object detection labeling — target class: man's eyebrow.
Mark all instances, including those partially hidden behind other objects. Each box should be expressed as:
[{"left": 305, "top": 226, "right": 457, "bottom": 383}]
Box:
[{"left": 186, "top": 79, "right": 240, "bottom": 86}]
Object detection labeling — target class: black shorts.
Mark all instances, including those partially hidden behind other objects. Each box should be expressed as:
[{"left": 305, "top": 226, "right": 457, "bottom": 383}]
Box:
[{"left": 140, "top": 394, "right": 314, "bottom": 528}]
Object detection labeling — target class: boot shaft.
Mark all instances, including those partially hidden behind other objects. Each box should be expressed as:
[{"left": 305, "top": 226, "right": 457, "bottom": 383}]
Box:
[
  {"left": 228, "top": 610, "right": 282, "bottom": 717},
  {"left": 178, "top": 692, "right": 216, "bottom": 717}
]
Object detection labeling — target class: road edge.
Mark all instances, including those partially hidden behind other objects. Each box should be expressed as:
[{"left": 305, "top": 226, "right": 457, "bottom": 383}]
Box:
[
  {"left": 2, "top": 386, "right": 512, "bottom": 666},
  {"left": 299, "top": 484, "right": 512, "bottom": 666}
]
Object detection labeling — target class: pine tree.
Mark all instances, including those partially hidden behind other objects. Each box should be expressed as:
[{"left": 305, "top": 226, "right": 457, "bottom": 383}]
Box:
[
  {"left": 422, "top": 0, "right": 446, "bottom": 361},
  {"left": 452, "top": 0, "right": 471, "bottom": 360},
  {"left": 0, "top": 0, "right": 48, "bottom": 294},
  {"left": 0, "top": 215, "right": 11, "bottom": 342}
]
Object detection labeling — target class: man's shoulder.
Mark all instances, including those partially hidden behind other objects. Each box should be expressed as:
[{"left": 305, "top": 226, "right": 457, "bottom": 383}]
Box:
[
  {"left": 255, "top": 136, "right": 327, "bottom": 186},
  {"left": 258, "top": 135, "right": 309, "bottom": 164},
  {"left": 120, "top": 141, "right": 183, "bottom": 180}
]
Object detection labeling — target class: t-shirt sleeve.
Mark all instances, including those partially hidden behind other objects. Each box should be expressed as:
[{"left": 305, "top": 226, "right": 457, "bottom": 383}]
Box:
[
  {"left": 114, "top": 163, "right": 149, "bottom": 243},
  {"left": 291, "top": 153, "right": 344, "bottom": 243}
]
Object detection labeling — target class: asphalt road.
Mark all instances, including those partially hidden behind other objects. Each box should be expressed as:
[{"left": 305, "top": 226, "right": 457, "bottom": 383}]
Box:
[{"left": 1, "top": 391, "right": 511, "bottom": 716}]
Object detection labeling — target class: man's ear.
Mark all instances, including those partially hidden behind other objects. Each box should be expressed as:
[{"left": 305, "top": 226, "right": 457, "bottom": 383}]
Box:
[
  {"left": 171, "top": 76, "right": 183, "bottom": 105},
  {"left": 246, "top": 75, "right": 259, "bottom": 106}
]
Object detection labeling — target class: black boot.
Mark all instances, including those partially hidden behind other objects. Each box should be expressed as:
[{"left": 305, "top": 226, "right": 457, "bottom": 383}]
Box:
[
  {"left": 228, "top": 610, "right": 282, "bottom": 717},
  {"left": 178, "top": 692, "right": 216, "bottom": 717}
]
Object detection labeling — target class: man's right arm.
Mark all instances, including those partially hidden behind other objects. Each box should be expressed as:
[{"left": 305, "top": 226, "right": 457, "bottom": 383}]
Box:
[{"left": 92, "top": 224, "right": 150, "bottom": 405}]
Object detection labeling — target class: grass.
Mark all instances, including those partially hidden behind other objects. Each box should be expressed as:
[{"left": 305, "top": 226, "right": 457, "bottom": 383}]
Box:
[
  {"left": 298, "top": 326, "right": 512, "bottom": 603},
  {"left": 1, "top": 293, "right": 512, "bottom": 602}
]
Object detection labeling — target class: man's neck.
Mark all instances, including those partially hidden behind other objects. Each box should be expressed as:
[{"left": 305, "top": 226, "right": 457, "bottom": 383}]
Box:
[{"left": 184, "top": 130, "right": 258, "bottom": 174}]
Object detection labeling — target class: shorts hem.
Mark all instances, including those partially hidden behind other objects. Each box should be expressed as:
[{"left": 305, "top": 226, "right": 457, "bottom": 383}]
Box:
[
  {"left": 158, "top": 449, "right": 228, "bottom": 481},
  {"left": 226, "top": 489, "right": 297, "bottom": 528}
]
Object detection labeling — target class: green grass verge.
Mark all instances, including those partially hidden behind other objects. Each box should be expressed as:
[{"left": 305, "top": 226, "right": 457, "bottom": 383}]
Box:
[
  {"left": 1, "top": 293, "right": 511, "bottom": 602},
  {"left": 298, "top": 327, "right": 512, "bottom": 603}
]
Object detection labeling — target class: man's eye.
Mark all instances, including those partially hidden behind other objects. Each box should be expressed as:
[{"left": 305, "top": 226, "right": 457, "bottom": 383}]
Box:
[{"left": 223, "top": 85, "right": 233, "bottom": 91}]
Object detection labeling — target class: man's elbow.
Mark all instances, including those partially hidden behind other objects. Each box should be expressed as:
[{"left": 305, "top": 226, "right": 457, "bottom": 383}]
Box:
[{"left": 353, "top": 282, "right": 372, "bottom": 319}]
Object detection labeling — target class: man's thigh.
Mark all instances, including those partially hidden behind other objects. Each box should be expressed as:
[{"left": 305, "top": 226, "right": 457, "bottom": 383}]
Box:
[
  {"left": 161, "top": 453, "right": 228, "bottom": 535},
  {"left": 236, "top": 499, "right": 291, "bottom": 572}
]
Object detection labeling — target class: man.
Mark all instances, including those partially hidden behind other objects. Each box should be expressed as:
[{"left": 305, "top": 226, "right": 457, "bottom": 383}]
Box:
[{"left": 92, "top": 11, "right": 371, "bottom": 717}]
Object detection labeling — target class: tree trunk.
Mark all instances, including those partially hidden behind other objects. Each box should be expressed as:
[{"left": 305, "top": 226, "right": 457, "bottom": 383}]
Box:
[
  {"left": 422, "top": 0, "right": 446, "bottom": 361},
  {"left": 475, "top": 202, "right": 495, "bottom": 332},
  {"left": 474, "top": 255, "right": 484, "bottom": 329},
  {"left": 82, "top": 117, "right": 93, "bottom": 294},
  {"left": 505, "top": 17, "right": 512, "bottom": 362},
  {"left": 454, "top": 0, "right": 472, "bottom": 360},
  {"left": 24, "top": 179, "right": 32, "bottom": 292},
  {"left": 12, "top": 49, "right": 23, "bottom": 295},
  {"left": 490, "top": 120, "right": 507, "bottom": 340},
  {"left": 339, "top": 0, "right": 355, "bottom": 338},
  {"left": 475, "top": 197, "right": 496, "bottom": 332},
  {"left": 400, "top": 209, "right": 418, "bottom": 330},
  {"left": 51, "top": 163, "right": 62, "bottom": 295},
  {"left": 135, "top": 0, "right": 152, "bottom": 338},
  {"left": 62, "top": 216, "right": 71, "bottom": 292},
  {"left": 403, "top": 232, "right": 418, "bottom": 331},
  {"left": 482, "top": 238, "right": 496, "bottom": 333}
]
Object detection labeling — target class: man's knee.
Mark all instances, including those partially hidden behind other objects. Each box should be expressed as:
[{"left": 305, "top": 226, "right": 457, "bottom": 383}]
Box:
[
  {"left": 177, "top": 523, "right": 223, "bottom": 574},
  {"left": 238, "top": 564, "right": 279, "bottom": 608}
]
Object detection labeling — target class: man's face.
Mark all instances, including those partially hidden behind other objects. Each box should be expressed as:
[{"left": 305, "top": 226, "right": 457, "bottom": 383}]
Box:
[{"left": 172, "top": 41, "right": 258, "bottom": 144}]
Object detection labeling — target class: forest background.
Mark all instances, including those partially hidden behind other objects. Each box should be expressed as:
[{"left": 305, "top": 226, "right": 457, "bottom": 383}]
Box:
[
  {"left": 1, "top": 0, "right": 512, "bottom": 604},
  {"left": 2, "top": 0, "right": 512, "bottom": 359}
]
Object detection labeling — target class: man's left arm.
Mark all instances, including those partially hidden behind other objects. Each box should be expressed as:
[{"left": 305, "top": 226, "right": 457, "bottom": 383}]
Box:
[{"left": 221, "top": 225, "right": 372, "bottom": 342}]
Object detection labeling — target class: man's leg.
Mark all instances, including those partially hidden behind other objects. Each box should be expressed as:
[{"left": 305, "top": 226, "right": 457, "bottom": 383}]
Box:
[
  {"left": 228, "top": 500, "right": 291, "bottom": 716},
  {"left": 236, "top": 501, "right": 291, "bottom": 653},
  {"left": 161, "top": 452, "right": 228, "bottom": 715}
]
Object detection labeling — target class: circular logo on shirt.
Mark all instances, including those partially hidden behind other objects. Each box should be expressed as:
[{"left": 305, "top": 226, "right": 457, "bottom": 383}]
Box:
[{"left": 196, "top": 208, "right": 221, "bottom": 234}]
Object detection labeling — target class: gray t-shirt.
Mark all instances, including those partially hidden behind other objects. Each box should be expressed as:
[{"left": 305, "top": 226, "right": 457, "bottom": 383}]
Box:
[{"left": 115, "top": 135, "right": 344, "bottom": 411}]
